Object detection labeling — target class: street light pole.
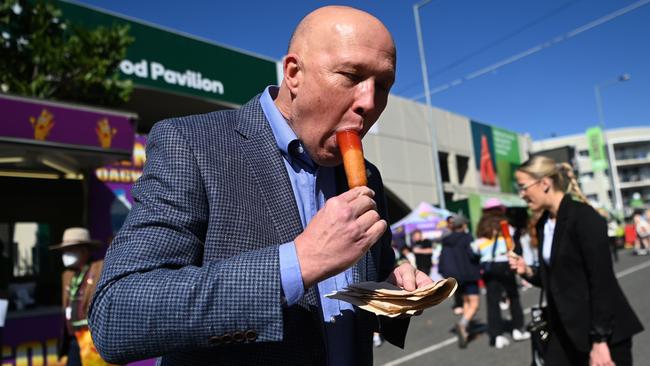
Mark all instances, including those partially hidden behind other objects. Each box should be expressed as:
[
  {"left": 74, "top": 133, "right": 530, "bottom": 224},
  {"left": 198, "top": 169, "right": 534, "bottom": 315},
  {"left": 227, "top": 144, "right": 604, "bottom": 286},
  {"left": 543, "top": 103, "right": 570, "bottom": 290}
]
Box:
[
  {"left": 595, "top": 74, "right": 630, "bottom": 127},
  {"left": 414, "top": 0, "right": 446, "bottom": 209},
  {"left": 593, "top": 73, "right": 630, "bottom": 212}
]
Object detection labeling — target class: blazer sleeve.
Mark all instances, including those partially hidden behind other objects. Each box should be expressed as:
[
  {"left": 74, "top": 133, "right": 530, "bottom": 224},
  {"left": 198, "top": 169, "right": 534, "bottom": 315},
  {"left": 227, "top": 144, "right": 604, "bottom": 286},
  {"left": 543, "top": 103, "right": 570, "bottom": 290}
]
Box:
[
  {"left": 574, "top": 205, "right": 617, "bottom": 339},
  {"left": 88, "top": 120, "right": 285, "bottom": 364},
  {"left": 522, "top": 265, "right": 542, "bottom": 287}
]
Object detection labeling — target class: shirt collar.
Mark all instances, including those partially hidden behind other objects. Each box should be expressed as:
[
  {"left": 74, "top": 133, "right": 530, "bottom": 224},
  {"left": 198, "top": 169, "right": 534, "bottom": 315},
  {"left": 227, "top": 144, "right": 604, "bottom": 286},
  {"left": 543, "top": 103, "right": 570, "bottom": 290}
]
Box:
[{"left": 259, "top": 86, "right": 315, "bottom": 169}]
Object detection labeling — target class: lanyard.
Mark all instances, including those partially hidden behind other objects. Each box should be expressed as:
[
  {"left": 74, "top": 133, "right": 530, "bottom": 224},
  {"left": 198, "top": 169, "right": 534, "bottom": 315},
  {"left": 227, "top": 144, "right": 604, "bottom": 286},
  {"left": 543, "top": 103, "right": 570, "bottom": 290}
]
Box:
[{"left": 68, "top": 265, "right": 89, "bottom": 299}]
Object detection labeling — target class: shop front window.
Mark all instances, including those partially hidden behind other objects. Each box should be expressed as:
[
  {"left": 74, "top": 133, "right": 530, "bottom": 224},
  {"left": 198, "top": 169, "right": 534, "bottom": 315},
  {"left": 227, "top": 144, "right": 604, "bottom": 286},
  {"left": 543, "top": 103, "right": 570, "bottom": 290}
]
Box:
[
  {"left": 13, "top": 222, "right": 40, "bottom": 277},
  {"left": 3, "top": 222, "right": 55, "bottom": 311}
]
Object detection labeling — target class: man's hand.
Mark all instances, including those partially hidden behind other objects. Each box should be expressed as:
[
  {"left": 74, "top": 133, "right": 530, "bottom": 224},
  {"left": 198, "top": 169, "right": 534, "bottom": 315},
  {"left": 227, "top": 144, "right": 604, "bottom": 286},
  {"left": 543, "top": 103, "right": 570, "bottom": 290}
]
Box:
[
  {"left": 590, "top": 342, "right": 614, "bottom": 366},
  {"left": 295, "top": 186, "right": 387, "bottom": 288},
  {"left": 386, "top": 263, "right": 433, "bottom": 292}
]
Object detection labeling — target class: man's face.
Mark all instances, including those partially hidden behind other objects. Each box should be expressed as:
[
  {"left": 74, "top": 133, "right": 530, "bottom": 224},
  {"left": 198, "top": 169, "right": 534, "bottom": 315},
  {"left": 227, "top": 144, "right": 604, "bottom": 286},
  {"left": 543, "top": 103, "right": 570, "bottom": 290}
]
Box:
[
  {"left": 62, "top": 246, "right": 89, "bottom": 269},
  {"left": 287, "top": 21, "right": 395, "bottom": 166}
]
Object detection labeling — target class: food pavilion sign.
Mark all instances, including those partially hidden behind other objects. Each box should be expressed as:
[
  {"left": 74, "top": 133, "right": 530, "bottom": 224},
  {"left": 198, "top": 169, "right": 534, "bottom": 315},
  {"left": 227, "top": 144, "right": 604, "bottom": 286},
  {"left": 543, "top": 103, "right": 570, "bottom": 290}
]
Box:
[
  {"left": 58, "top": 1, "right": 278, "bottom": 106},
  {"left": 119, "top": 59, "right": 225, "bottom": 95}
]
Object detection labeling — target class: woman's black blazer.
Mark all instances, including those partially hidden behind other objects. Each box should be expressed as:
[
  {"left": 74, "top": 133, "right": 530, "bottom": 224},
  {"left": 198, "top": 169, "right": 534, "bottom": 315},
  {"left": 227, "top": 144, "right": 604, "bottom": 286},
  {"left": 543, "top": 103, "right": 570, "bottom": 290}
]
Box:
[{"left": 528, "top": 194, "right": 643, "bottom": 352}]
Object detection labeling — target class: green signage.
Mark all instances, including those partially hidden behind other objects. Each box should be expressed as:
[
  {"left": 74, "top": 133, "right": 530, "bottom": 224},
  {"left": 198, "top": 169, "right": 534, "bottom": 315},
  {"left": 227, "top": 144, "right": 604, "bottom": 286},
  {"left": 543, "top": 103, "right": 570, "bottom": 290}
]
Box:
[
  {"left": 586, "top": 126, "right": 608, "bottom": 172},
  {"left": 58, "top": 1, "right": 278, "bottom": 106},
  {"left": 493, "top": 127, "right": 521, "bottom": 193}
]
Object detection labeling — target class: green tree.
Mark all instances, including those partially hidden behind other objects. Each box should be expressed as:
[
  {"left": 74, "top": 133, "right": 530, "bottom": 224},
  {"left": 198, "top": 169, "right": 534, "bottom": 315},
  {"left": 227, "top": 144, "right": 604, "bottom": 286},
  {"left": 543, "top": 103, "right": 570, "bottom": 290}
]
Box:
[{"left": 0, "top": 0, "right": 134, "bottom": 106}]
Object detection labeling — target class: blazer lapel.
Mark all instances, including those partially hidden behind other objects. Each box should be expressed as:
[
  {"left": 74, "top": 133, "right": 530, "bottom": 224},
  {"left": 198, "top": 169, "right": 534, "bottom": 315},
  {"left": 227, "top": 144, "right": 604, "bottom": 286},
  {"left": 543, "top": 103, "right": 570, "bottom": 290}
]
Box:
[
  {"left": 549, "top": 195, "right": 572, "bottom": 265},
  {"left": 234, "top": 97, "right": 319, "bottom": 306},
  {"left": 235, "top": 97, "right": 303, "bottom": 242}
]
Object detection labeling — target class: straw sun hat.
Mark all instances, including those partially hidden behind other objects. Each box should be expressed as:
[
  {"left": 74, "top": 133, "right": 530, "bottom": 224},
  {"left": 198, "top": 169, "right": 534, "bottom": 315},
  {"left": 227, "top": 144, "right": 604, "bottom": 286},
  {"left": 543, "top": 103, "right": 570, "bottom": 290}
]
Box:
[{"left": 49, "top": 227, "right": 102, "bottom": 251}]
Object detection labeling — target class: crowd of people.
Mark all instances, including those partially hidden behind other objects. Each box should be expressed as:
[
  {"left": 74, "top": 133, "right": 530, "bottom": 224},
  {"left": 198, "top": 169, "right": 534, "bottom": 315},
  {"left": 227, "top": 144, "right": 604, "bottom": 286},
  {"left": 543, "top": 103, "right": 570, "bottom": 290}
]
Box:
[{"left": 394, "top": 157, "right": 647, "bottom": 365}]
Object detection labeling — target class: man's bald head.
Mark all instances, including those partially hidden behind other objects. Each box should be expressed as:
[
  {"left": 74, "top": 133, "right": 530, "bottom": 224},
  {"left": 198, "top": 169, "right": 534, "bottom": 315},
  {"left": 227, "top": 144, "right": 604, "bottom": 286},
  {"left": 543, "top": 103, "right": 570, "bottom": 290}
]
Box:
[
  {"left": 287, "top": 6, "right": 395, "bottom": 62},
  {"left": 275, "top": 5, "right": 396, "bottom": 167}
]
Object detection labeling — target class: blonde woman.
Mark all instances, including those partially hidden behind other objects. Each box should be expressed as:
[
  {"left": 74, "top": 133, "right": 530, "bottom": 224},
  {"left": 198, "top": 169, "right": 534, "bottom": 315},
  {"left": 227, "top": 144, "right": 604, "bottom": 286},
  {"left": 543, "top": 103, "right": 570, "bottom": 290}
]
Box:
[{"left": 509, "top": 156, "right": 643, "bottom": 366}]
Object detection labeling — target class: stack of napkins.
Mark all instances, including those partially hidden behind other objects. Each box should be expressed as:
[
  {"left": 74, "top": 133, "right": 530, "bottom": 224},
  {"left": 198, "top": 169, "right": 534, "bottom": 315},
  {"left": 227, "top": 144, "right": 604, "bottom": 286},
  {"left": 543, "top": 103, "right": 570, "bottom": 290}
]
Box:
[{"left": 325, "top": 278, "right": 457, "bottom": 318}]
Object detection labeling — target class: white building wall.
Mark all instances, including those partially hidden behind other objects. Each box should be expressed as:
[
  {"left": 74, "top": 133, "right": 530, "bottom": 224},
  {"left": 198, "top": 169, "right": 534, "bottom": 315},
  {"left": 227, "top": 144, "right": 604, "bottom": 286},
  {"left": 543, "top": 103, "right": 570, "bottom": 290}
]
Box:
[{"left": 365, "top": 95, "right": 436, "bottom": 208}]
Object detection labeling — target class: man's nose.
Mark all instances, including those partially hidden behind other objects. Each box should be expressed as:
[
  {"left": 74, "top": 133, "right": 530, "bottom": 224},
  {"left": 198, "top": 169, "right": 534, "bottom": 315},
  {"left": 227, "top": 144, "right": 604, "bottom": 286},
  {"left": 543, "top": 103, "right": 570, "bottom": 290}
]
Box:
[{"left": 352, "top": 79, "right": 376, "bottom": 117}]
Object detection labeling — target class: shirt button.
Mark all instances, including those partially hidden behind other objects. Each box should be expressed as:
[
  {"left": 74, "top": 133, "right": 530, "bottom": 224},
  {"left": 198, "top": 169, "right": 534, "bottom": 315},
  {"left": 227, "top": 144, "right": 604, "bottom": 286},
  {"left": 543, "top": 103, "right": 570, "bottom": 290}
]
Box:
[
  {"left": 297, "top": 145, "right": 304, "bottom": 154},
  {"left": 330, "top": 316, "right": 336, "bottom": 324}
]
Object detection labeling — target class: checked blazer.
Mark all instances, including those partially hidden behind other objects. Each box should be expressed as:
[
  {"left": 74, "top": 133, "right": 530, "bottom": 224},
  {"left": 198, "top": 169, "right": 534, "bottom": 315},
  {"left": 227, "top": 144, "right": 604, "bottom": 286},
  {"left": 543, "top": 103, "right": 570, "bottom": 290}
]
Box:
[{"left": 88, "top": 95, "right": 408, "bottom": 366}]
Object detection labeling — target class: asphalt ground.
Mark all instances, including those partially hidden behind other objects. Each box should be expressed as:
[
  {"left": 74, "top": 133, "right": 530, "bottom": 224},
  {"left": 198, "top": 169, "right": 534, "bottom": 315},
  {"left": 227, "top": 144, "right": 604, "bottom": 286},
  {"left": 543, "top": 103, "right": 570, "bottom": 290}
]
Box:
[{"left": 373, "top": 249, "right": 650, "bottom": 366}]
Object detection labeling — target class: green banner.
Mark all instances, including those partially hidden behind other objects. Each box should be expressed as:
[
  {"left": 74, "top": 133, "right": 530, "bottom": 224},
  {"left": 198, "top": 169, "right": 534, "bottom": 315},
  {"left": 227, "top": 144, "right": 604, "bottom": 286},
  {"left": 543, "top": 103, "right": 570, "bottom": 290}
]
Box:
[
  {"left": 586, "top": 126, "right": 608, "bottom": 172},
  {"left": 58, "top": 1, "right": 278, "bottom": 106},
  {"left": 493, "top": 127, "right": 521, "bottom": 193}
]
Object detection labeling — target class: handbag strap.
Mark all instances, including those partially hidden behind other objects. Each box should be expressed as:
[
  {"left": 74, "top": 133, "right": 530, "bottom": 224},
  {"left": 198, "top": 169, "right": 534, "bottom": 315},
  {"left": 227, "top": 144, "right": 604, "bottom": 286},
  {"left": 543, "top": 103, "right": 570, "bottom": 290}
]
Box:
[{"left": 490, "top": 233, "right": 500, "bottom": 263}]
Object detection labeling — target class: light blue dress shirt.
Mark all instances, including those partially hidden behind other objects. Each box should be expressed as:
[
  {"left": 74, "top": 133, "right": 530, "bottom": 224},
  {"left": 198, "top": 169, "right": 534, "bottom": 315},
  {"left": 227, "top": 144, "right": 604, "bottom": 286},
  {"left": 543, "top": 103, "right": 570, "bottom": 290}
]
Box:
[{"left": 260, "top": 86, "right": 356, "bottom": 365}]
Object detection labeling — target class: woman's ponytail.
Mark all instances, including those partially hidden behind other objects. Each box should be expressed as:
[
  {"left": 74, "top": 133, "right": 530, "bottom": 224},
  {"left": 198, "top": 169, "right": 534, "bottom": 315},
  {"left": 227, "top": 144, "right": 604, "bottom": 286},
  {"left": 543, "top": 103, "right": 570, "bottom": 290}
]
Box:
[{"left": 558, "top": 162, "right": 590, "bottom": 205}]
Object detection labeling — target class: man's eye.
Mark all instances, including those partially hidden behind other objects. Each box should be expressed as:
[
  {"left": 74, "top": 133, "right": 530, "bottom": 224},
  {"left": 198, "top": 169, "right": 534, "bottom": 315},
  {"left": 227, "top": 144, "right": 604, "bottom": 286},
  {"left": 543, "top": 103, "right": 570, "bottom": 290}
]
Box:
[{"left": 342, "top": 72, "right": 362, "bottom": 83}]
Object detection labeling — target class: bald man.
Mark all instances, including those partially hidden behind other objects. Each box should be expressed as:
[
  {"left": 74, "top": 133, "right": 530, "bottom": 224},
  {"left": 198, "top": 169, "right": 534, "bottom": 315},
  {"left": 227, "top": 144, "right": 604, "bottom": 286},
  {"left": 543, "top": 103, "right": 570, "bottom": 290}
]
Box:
[{"left": 89, "top": 6, "right": 431, "bottom": 365}]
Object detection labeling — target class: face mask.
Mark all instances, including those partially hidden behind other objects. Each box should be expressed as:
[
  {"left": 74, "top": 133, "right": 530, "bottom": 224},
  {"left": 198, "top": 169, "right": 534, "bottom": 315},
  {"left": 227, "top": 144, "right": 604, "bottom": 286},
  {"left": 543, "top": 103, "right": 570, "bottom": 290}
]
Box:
[{"left": 62, "top": 252, "right": 79, "bottom": 268}]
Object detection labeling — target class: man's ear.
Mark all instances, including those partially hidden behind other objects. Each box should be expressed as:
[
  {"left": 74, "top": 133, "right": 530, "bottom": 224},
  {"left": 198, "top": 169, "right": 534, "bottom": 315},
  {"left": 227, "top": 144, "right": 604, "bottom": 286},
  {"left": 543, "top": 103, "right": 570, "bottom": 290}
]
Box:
[{"left": 283, "top": 54, "right": 301, "bottom": 93}]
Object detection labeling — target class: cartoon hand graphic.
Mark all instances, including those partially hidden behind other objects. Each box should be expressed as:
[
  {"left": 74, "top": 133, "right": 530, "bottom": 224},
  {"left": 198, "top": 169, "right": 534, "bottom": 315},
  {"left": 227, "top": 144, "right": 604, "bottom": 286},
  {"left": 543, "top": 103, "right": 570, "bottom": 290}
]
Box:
[
  {"left": 96, "top": 118, "right": 117, "bottom": 148},
  {"left": 29, "top": 109, "right": 55, "bottom": 141}
]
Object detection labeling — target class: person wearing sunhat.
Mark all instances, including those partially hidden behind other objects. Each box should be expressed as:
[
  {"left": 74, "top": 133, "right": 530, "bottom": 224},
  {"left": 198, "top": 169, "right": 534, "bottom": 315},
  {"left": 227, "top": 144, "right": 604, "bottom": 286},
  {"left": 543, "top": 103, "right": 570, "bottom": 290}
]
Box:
[
  {"left": 50, "top": 227, "right": 112, "bottom": 366},
  {"left": 482, "top": 197, "right": 507, "bottom": 213}
]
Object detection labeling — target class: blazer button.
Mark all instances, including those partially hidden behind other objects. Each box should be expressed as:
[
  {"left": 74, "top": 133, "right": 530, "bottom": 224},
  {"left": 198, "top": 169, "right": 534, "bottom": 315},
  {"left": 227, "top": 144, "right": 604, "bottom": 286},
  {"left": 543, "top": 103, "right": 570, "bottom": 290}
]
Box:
[
  {"left": 221, "top": 333, "right": 233, "bottom": 344},
  {"left": 245, "top": 330, "right": 258, "bottom": 342},
  {"left": 208, "top": 336, "right": 222, "bottom": 345},
  {"left": 233, "top": 331, "right": 245, "bottom": 343}
]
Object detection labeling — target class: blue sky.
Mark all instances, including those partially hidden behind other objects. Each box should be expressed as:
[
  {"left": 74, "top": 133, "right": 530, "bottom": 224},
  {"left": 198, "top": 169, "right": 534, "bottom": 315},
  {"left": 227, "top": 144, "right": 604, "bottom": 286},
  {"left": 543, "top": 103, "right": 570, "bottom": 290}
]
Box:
[{"left": 72, "top": 0, "right": 649, "bottom": 139}]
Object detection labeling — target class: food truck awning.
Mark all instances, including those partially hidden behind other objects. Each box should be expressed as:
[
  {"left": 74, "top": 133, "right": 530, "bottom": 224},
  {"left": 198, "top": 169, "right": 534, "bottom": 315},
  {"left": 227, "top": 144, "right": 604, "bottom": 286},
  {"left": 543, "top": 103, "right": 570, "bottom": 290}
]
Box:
[{"left": 0, "top": 94, "right": 137, "bottom": 178}]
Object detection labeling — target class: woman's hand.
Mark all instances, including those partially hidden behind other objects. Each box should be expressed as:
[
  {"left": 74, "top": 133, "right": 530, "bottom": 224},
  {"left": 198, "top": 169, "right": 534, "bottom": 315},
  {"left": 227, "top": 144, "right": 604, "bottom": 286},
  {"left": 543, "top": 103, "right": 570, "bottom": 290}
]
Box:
[
  {"left": 508, "top": 252, "right": 529, "bottom": 276},
  {"left": 590, "top": 342, "right": 614, "bottom": 366}
]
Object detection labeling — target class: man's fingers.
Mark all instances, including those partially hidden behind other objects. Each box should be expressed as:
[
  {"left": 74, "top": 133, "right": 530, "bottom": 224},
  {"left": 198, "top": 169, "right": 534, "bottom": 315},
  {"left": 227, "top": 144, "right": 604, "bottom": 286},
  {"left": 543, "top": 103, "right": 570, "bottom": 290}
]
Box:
[
  {"left": 356, "top": 218, "right": 387, "bottom": 250},
  {"left": 415, "top": 270, "right": 433, "bottom": 287},
  {"left": 397, "top": 265, "right": 417, "bottom": 292},
  {"left": 356, "top": 209, "right": 381, "bottom": 232},
  {"left": 351, "top": 195, "right": 378, "bottom": 217},
  {"left": 339, "top": 186, "right": 375, "bottom": 202}
]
